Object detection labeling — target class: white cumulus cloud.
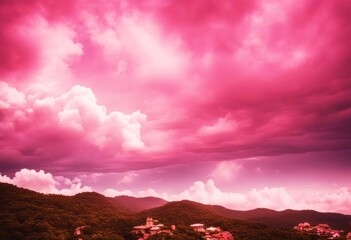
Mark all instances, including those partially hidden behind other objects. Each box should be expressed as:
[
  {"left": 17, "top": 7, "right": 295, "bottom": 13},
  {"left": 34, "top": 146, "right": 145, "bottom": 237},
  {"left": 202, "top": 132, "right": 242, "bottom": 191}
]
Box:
[{"left": 0, "top": 169, "right": 92, "bottom": 196}]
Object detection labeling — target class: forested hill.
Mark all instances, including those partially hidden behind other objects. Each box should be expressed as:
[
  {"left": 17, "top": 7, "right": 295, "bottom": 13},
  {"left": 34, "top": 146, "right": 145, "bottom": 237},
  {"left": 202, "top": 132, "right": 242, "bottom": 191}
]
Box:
[
  {"left": 1, "top": 183, "right": 350, "bottom": 240},
  {"left": 136, "top": 200, "right": 288, "bottom": 240},
  {"left": 0, "top": 183, "right": 136, "bottom": 239},
  {"left": 173, "top": 201, "right": 351, "bottom": 230}
]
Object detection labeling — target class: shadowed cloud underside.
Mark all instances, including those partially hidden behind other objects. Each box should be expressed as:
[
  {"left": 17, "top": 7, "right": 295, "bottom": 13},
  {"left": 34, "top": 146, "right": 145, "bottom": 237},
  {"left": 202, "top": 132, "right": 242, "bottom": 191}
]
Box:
[{"left": 0, "top": 0, "right": 350, "bottom": 214}]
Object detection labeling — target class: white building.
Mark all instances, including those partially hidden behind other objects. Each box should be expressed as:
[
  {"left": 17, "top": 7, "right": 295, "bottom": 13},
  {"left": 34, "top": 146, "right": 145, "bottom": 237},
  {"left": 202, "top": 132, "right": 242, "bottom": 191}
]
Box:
[
  {"left": 190, "top": 223, "right": 205, "bottom": 232},
  {"left": 133, "top": 225, "right": 149, "bottom": 234},
  {"left": 146, "top": 217, "right": 154, "bottom": 227},
  {"left": 150, "top": 226, "right": 161, "bottom": 235}
]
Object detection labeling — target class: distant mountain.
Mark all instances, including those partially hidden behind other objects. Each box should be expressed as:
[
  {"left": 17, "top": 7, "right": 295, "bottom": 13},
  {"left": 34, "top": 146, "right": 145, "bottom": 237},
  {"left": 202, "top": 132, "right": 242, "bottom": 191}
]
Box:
[
  {"left": 139, "top": 200, "right": 351, "bottom": 231},
  {"left": 201, "top": 204, "right": 351, "bottom": 230},
  {"left": 108, "top": 195, "right": 168, "bottom": 213}
]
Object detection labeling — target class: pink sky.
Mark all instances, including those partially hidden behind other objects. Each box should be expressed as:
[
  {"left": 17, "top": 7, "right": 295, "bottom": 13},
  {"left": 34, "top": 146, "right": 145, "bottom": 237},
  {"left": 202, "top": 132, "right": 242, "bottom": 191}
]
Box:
[{"left": 0, "top": 0, "right": 350, "bottom": 214}]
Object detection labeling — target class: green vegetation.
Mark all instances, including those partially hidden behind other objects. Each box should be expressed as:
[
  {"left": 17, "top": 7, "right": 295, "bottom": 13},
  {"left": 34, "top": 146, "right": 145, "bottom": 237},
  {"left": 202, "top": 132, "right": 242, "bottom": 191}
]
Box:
[
  {"left": 176, "top": 202, "right": 351, "bottom": 230},
  {"left": 0, "top": 183, "right": 349, "bottom": 240},
  {"left": 0, "top": 183, "right": 135, "bottom": 239},
  {"left": 137, "top": 200, "right": 312, "bottom": 240}
]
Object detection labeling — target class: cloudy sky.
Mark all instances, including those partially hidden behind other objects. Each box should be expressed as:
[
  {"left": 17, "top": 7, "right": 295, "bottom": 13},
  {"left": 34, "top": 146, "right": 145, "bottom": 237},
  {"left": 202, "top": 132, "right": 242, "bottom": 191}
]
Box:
[{"left": 0, "top": 0, "right": 350, "bottom": 214}]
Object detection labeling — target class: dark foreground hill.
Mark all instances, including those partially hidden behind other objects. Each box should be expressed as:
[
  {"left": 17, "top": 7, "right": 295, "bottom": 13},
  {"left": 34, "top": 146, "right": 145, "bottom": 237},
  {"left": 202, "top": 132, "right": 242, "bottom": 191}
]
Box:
[
  {"left": 0, "top": 183, "right": 137, "bottom": 239},
  {"left": 137, "top": 200, "right": 341, "bottom": 240},
  {"left": 108, "top": 195, "right": 167, "bottom": 213},
  {"left": 1, "top": 183, "right": 350, "bottom": 240}
]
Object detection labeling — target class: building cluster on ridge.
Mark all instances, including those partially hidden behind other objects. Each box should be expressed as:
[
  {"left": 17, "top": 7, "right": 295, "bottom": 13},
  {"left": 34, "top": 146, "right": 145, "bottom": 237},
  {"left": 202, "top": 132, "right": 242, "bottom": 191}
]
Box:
[
  {"left": 294, "top": 222, "right": 350, "bottom": 239},
  {"left": 132, "top": 217, "right": 174, "bottom": 239},
  {"left": 132, "top": 218, "right": 234, "bottom": 240},
  {"left": 190, "top": 223, "right": 234, "bottom": 240}
]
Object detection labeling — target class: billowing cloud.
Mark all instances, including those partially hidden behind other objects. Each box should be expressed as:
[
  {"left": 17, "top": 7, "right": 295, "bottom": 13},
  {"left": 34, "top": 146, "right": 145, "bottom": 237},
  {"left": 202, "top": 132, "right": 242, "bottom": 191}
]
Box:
[
  {"left": 118, "top": 172, "right": 139, "bottom": 184},
  {"left": 103, "top": 188, "right": 133, "bottom": 197},
  {"left": 0, "top": 0, "right": 350, "bottom": 214},
  {"left": 299, "top": 188, "right": 351, "bottom": 214},
  {"left": 168, "top": 180, "right": 291, "bottom": 210},
  {"left": 211, "top": 161, "right": 243, "bottom": 181},
  {"left": 0, "top": 169, "right": 92, "bottom": 195},
  {"left": 103, "top": 187, "right": 159, "bottom": 198},
  {"left": 0, "top": 82, "right": 147, "bottom": 172},
  {"left": 84, "top": 11, "right": 189, "bottom": 80},
  {"left": 1, "top": 0, "right": 350, "bottom": 173}
]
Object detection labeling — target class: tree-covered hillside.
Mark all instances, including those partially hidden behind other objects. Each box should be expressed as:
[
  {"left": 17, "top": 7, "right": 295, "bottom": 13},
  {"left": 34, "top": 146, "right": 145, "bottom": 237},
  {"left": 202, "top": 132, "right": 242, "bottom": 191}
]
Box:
[
  {"left": 174, "top": 201, "right": 351, "bottom": 230},
  {"left": 137, "top": 200, "right": 316, "bottom": 240},
  {"left": 1, "top": 183, "right": 349, "bottom": 240},
  {"left": 0, "top": 183, "right": 136, "bottom": 239}
]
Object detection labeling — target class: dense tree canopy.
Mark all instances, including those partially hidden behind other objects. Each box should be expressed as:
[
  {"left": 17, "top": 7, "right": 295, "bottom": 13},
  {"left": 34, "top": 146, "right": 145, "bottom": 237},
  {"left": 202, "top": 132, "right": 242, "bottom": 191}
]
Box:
[{"left": 0, "top": 183, "right": 348, "bottom": 240}]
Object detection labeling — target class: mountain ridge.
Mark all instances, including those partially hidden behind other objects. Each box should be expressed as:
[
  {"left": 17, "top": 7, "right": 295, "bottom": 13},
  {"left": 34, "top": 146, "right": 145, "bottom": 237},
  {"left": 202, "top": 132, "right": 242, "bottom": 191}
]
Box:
[
  {"left": 108, "top": 195, "right": 168, "bottom": 213},
  {"left": 138, "top": 200, "right": 351, "bottom": 230},
  {"left": 1, "top": 183, "right": 350, "bottom": 239}
]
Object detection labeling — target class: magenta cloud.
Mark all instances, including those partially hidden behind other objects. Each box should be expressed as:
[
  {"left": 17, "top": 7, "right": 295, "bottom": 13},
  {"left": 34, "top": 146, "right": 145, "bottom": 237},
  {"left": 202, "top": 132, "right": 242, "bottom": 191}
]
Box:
[
  {"left": 0, "top": 0, "right": 350, "bottom": 216},
  {"left": 0, "top": 168, "right": 92, "bottom": 195},
  {"left": 0, "top": 0, "right": 350, "bottom": 174},
  {"left": 0, "top": 82, "right": 147, "bottom": 172}
]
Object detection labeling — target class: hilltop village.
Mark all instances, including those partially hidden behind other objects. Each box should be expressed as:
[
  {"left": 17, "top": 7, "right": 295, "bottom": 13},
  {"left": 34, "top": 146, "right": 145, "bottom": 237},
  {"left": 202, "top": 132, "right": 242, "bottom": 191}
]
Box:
[
  {"left": 132, "top": 217, "right": 234, "bottom": 240},
  {"left": 294, "top": 222, "right": 351, "bottom": 240},
  {"left": 72, "top": 218, "right": 351, "bottom": 240},
  {"left": 189, "top": 223, "right": 234, "bottom": 240}
]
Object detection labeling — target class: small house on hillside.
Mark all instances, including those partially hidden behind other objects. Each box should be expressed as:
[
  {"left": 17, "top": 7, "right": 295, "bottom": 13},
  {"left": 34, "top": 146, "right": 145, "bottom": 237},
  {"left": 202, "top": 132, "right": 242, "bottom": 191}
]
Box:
[{"left": 190, "top": 223, "right": 205, "bottom": 232}]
